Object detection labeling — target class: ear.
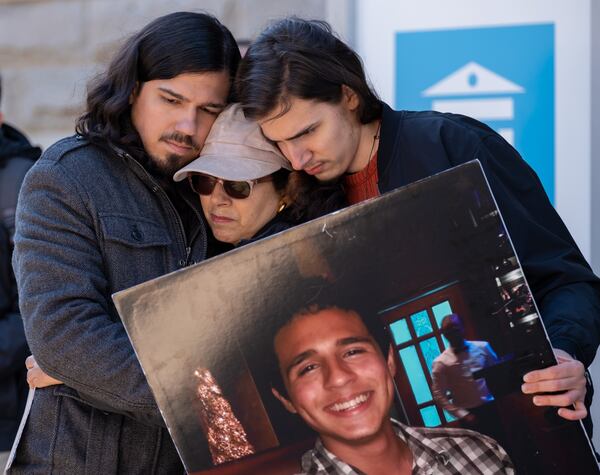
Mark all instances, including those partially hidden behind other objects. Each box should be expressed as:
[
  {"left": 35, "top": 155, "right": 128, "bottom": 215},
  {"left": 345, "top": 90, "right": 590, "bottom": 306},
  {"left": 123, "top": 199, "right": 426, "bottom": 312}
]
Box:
[
  {"left": 0, "top": 111, "right": 4, "bottom": 126},
  {"left": 271, "top": 387, "right": 298, "bottom": 414},
  {"left": 341, "top": 84, "right": 360, "bottom": 112},
  {"left": 386, "top": 345, "right": 396, "bottom": 376}
]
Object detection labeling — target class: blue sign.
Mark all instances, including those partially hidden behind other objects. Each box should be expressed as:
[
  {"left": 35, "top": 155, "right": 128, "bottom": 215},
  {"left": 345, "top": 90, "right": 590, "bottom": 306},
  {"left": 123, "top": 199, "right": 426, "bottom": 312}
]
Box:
[{"left": 395, "top": 24, "right": 555, "bottom": 202}]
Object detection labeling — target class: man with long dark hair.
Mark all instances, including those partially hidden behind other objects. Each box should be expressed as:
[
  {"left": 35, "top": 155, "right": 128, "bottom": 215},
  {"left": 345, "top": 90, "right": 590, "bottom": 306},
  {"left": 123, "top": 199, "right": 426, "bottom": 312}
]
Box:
[
  {"left": 236, "top": 18, "right": 599, "bottom": 434},
  {"left": 10, "top": 12, "right": 240, "bottom": 473}
]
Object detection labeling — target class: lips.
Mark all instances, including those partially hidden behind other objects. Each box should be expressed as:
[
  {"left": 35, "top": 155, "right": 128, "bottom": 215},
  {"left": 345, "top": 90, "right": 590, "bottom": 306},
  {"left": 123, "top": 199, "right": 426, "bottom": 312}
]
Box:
[
  {"left": 210, "top": 213, "right": 234, "bottom": 224},
  {"left": 325, "top": 391, "right": 372, "bottom": 413},
  {"left": 164, "top": 140, "right": 194, "bottom": 154},
  {"left": 304, "top": 163, "right": 323, "bottom": 176}
]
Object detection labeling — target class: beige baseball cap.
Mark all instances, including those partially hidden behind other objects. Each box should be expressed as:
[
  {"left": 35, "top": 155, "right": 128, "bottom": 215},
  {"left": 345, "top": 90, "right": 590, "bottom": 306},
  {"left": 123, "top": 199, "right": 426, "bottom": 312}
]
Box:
[{"left": 173, "top": 103, "right": 291, "bottom": 182}]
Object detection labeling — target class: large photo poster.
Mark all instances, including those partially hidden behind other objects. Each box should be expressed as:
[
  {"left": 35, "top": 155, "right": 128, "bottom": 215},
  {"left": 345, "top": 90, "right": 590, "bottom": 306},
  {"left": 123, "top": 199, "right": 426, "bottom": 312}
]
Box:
[{"left": 113, "top": 162, "right": 598, "bottom": 474}]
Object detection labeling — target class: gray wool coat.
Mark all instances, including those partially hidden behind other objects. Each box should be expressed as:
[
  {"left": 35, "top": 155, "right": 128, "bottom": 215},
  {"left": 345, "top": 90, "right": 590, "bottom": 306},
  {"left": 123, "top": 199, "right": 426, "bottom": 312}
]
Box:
[{"left": 10, "top": 136, "right": 208, "bottom": 474}]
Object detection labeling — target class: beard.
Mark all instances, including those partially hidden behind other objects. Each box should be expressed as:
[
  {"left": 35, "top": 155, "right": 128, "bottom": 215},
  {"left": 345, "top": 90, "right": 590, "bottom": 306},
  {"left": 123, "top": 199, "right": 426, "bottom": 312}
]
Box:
[
  {"left": 143, "top": 131, "right": 201, "bottom": 180},
  {"left": 145, "top": 152, "right": 193, "bottom": 181}
]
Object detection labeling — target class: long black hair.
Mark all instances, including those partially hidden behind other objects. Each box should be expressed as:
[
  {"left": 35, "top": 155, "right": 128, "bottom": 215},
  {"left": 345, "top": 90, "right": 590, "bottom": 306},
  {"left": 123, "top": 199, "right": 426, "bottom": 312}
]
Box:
[
  {"left": 236, "top": 17, "right": 381, "bottom": 123},
  {"left": 76, "top": 12, "right": 241, "bottom": 157}
]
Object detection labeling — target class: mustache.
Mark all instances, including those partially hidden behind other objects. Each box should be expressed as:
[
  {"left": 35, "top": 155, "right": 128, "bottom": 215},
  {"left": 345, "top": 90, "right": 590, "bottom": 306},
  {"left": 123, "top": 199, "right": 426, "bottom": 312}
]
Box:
[{"left": 160, "top": 132, "right": 201, "bottom": 152}]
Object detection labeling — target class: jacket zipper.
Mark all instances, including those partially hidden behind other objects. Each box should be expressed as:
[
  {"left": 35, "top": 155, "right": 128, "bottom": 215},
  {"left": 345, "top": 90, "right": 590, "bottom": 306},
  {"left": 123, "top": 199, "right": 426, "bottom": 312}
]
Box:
[
  {"left": 180, "top": 190, "right": 207, "bottom": 264},
  {"left": 121, "top": 152, "right": 193, "bottom": 267}
]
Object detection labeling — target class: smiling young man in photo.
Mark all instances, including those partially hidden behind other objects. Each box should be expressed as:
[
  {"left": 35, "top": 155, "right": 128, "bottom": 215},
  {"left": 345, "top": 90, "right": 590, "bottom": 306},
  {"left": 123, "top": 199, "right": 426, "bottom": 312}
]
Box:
[{"left": 271, "top": 305, "right": 514, "bottom": 475}]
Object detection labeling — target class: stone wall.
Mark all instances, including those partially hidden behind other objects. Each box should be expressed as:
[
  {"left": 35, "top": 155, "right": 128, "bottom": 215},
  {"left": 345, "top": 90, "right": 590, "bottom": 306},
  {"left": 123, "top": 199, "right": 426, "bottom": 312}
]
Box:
[{"left": 0, "top": 0, "right": 332, "bottom": 148}]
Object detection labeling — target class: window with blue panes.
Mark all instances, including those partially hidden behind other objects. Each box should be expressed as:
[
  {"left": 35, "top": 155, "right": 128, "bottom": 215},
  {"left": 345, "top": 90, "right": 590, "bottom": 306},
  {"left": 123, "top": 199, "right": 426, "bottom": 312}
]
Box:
[{"left": 390, "top": 299, "right": 453, "bottom": 427}]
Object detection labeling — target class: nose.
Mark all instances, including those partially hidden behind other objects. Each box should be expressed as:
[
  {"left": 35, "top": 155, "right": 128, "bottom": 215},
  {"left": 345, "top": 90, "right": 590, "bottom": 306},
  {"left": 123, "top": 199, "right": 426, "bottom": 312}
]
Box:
[
  {"left": 324, "top": 358, "right": 354, "bottom": 389},
  {"left": 210, "top": 181, "right": 231, "bottom": 205},
  {"left": 280, "top": 142, "right": 312, "bottom": 170},
  {"left": 175, "top": 108, "right": 198, "bottom": 138}
]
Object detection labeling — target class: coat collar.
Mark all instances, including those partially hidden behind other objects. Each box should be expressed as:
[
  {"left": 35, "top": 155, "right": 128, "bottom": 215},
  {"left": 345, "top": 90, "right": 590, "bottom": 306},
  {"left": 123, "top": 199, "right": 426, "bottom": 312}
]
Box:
[{"left": 376, "top": 102, "right": 403, "bottom": 193}]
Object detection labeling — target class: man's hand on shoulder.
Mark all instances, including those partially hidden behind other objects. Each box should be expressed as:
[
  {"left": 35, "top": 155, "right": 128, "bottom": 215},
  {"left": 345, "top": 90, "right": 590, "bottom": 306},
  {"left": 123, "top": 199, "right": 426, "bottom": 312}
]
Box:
[{"left": 521, "top": 348, "right": 587, "bottom": 421}]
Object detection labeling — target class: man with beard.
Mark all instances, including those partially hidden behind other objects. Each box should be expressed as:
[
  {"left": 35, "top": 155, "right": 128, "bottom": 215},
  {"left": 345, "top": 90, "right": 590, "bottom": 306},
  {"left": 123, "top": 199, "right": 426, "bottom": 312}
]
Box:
[{"left": 10, "top": 12, "right": 240, "bottom": 474}]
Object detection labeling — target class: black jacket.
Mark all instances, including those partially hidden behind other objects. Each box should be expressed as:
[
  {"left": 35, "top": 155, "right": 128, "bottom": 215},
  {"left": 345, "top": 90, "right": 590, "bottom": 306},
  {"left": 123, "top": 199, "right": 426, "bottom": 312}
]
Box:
[
  {"left": 0, "top": 123, "right": 40, "bottom": 450},
  {"left": 378, "top": 104, "right": 600, "bottom": 368},
  {"left": 0, "top": 124, "right": 41, "bottom": 236}
]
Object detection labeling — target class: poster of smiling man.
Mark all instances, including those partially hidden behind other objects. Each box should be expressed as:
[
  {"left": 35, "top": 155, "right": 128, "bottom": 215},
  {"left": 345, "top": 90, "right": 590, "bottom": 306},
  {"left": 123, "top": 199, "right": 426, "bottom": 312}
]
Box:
[{"left": 113, "top": 162, "right": 598, "bottom": 474}]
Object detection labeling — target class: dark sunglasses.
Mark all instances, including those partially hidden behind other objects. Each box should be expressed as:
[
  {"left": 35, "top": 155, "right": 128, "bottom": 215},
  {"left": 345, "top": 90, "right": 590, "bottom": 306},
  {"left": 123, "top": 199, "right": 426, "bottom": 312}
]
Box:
[{"left": 187, "top": 173, "right": 273, "bottom": 200}]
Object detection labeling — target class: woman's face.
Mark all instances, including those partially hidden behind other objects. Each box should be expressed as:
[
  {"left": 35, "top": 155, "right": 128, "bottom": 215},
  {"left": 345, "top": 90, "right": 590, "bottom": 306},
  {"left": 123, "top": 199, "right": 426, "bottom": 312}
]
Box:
[{"left": 200, "top": 177, "right": 282, "bottom": 244}]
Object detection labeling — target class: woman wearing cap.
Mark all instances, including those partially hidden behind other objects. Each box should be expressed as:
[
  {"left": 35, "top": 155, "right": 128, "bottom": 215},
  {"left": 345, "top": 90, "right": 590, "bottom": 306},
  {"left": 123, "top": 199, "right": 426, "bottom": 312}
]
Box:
[{"left": 173, "top": 103, "right": 342, "bottom": 245}]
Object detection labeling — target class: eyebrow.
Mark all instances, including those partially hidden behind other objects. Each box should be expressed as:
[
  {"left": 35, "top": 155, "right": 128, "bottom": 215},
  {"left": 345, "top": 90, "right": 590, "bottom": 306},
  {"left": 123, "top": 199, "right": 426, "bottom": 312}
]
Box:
[
  {"left": 157, "top": 87, "right": 226, "bottom": 109},
  {"left": 158, "top": 87, "right": 187, "bottom": 102},
  {"left": 284, "top": 336, "right": 374, "bottom": 377},
  {"left": 285, "top": 349, "right": 317, "bottom": 377},
  {"left": 266, "top": 121, "right": 319, "bottom": 143}
]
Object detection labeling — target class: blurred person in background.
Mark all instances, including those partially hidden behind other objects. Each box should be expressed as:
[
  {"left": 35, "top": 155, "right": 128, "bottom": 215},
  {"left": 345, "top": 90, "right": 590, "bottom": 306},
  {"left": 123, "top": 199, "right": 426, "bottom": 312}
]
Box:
[
  {"left": 10, "top": 12, "right": 240, "bottom": 474},
  {"left": 0, "top": 73, "right": 40, "bottom": 471}
]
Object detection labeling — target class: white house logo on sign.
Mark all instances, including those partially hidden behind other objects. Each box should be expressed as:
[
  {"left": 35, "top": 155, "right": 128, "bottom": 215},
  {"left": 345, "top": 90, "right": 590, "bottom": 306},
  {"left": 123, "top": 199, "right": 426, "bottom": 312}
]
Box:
[
  {"left": 394, "top": 24, "right": 554, "bottom": 201},
  {"left": 422, "top": 62, "right": 524, "bottom": 146}
]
